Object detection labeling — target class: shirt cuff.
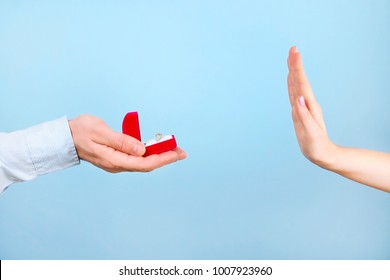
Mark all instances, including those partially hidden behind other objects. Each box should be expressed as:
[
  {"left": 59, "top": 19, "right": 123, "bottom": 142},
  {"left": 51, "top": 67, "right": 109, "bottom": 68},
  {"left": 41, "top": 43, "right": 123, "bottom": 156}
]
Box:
[
  {"left": 0, "top": 117, "right": 80, "bottom": 192},
  {"left": 25, "top": 116, "right": 80, "bottom": 176}
]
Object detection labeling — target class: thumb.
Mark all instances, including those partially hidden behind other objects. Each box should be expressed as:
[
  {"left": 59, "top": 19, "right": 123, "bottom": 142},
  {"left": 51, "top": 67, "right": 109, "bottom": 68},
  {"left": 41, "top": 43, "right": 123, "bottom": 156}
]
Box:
[
  {"left": 99, "top": 125, "right": 146, "bottom": 156},
  {"left": 296, "top": 96, "right": 323, "bottom": 134}
]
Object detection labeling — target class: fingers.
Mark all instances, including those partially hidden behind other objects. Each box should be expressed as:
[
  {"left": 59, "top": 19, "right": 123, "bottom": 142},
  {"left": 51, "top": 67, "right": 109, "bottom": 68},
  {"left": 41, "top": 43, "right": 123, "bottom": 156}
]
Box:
[
  {"left": 287, "top": 46, "right": 298, "bottom": 71},
  {"left": 287, "top": 46, "right": 328, "bottom": 132},
  {"left": 92, "top": 145, "right": 187, "bottom": 173},
  {"left": 129, "top": 148, "right": 187, "bottom": 172},
  {"left": 171, "top": 147, "right": 187, "bottom": 160},
  {"left": 287, "top": 46, "right": 304, "bottom": 72},
  {"left": 287, "top": 72, "right": 296, "bottom": 106},
  {"left": 287, "top": 46, "right": 316, "bottom": 107}
]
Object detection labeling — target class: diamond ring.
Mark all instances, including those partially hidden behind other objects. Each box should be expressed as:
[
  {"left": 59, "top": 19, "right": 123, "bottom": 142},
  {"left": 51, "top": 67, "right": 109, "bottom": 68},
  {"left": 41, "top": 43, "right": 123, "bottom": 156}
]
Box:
[{"left": 155, "top": 133, "right": 163, "bottom": 142}]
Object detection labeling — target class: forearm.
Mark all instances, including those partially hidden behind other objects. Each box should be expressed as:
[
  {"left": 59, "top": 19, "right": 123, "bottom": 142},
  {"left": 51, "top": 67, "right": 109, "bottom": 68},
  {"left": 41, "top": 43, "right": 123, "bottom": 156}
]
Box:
[{"left": 321, "top": 145, "right": 390, "bottom": 192}]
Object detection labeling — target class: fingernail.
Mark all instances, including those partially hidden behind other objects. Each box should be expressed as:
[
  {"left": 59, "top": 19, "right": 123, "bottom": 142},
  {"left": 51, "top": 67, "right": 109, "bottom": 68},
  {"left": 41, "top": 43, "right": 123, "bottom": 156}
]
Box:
[
  {"left": 133, "top": 144, "right": 145, "bottom": 156},
  {"left": 299, "top": 96, "right": 305, "bottom": 107},
  {"left": 294, "top": 46, "right": 299, "bottom": 53}
]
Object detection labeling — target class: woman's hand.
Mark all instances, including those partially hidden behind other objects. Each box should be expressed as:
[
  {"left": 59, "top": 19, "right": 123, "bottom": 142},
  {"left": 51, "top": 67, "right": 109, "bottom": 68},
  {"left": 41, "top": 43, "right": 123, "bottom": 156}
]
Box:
[
  {"left": 287, "top": 46, "right": 390, "bottom": 192},
  {"left": 287, "top": 46, "right": 337, "bottom": 167}
]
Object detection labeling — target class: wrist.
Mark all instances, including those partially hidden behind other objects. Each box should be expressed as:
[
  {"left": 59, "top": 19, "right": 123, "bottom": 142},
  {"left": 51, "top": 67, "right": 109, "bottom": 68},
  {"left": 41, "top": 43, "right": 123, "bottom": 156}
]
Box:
[
  {"left": 311, "top": 141, "right": 340, "bottom": 171},
  {"left": 68, "top": 118, "right": 82, "bottom": 157}
]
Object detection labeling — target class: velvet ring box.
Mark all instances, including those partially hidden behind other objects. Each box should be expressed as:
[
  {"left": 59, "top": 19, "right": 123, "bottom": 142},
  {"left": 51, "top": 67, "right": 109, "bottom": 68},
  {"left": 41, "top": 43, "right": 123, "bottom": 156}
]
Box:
[{"left": 122, "top": 112, "right": 177, "bottom": 157}]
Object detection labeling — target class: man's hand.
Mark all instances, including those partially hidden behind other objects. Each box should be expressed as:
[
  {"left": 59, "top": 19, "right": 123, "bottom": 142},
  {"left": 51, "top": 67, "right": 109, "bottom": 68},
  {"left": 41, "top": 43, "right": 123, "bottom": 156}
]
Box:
[{"left": 69, "top": 115, "right": 186, "bottom": 173}]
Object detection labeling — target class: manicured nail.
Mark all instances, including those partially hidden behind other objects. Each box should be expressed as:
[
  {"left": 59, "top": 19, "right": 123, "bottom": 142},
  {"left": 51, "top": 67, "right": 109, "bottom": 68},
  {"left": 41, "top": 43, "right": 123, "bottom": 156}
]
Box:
[{"left": 299, "top": 96, "right": 305, "bottom": 107}]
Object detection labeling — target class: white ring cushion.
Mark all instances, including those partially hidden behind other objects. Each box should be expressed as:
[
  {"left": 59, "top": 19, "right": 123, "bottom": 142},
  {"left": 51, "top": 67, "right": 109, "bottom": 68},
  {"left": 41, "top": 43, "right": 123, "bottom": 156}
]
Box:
[{"left": 145, "top": 135, "right": 173, "bottom": 147}]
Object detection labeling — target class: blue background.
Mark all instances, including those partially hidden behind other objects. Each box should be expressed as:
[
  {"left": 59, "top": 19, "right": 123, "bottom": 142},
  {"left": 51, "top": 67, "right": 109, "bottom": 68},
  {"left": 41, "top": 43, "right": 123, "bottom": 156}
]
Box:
[{"left": 0, "top": 0, "right": 389, "bottom": 259}]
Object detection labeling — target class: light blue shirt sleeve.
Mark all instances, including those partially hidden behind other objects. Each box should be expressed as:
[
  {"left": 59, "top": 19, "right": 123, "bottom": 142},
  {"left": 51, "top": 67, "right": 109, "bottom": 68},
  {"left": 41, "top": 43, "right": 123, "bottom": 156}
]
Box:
[{"left": 0, "top": 117, "right": 80, "bottom": 193}]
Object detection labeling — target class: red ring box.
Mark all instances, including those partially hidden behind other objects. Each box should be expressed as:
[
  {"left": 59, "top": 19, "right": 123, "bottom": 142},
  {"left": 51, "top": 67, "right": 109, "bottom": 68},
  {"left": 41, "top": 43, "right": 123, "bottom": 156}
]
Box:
[{"left": 122, "top": 112, "right": 177, "bottom": 157}]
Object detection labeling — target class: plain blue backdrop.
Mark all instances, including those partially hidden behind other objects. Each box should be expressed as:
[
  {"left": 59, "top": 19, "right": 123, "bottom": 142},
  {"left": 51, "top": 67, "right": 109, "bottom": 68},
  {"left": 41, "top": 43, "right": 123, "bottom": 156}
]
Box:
[{"left": 0, "top": 0, "right": 389, "bottom": 259}]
